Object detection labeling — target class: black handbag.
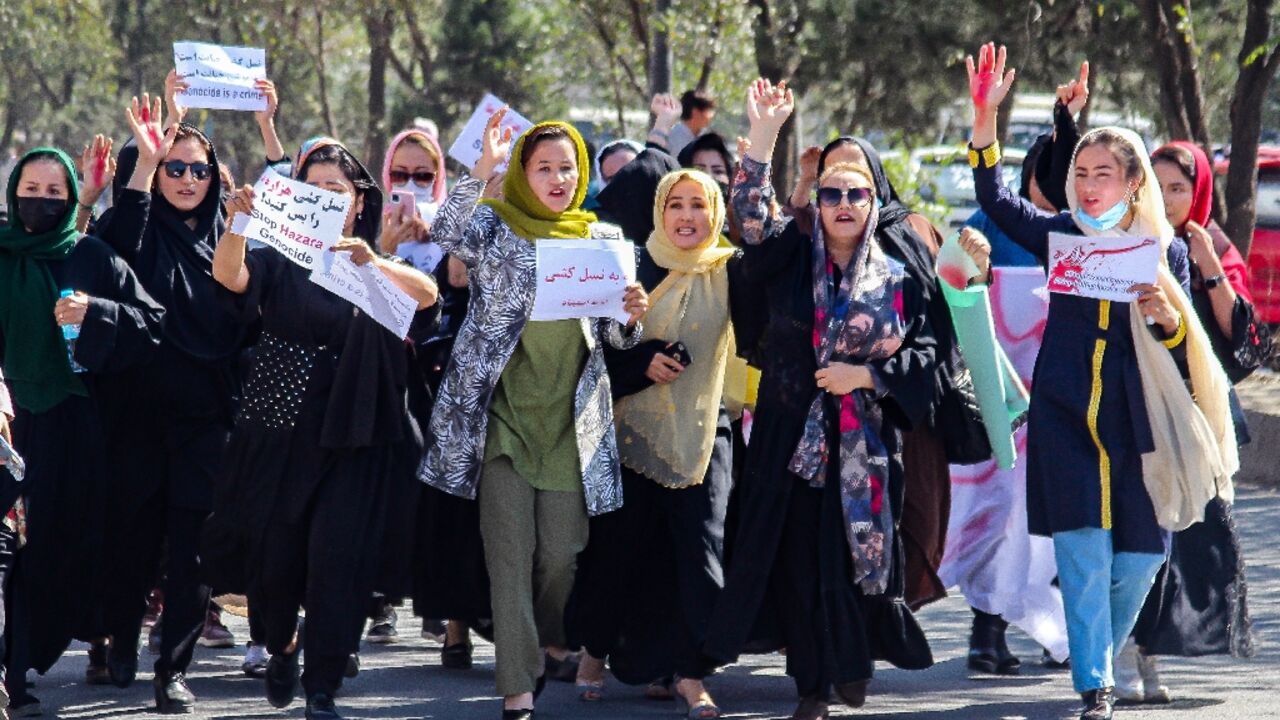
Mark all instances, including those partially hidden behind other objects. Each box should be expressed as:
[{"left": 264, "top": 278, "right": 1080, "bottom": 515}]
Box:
[{"left": 935, "top": 350, "right": 994, "bottom": 465}]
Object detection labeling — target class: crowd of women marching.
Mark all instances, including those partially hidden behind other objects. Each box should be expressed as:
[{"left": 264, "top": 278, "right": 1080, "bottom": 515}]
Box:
[{"left": 0, "top": 40, "right": 1270, "bottom": 720}]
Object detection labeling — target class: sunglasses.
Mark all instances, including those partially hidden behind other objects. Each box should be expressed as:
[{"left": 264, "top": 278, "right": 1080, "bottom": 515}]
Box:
[
  {"left": 816, "top": 186, "right": 873, "bottom": 208},
  {"left": 388, "top": 170, "right": 436, "bottom": 186},
  {"left": 163, "top": 160, "right": 212, "bottom": 181}
]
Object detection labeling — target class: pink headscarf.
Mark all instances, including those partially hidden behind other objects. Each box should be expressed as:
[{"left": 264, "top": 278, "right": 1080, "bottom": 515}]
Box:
[{"left": 382, "top": 129, "right": 447, "bottom": 205}]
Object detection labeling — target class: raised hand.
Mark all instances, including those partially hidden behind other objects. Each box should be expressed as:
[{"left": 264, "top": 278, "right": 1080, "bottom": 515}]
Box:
[
  {"left": 164, "top": 70, "right": 190, "bottom": 127},
  {"left": 746, "top": 78, "right": 794, "bottom": 135},
  {"left": 79, "top": 134, "right": 116, "bottom": 205},
  {"left": 966, "top": 42, "right": 1016, "bottom": 112},
  {"left": 254, "top": 78, "right": 279, "bottom": 126},
  {"left": 744, "top": 78, "right": 795, "bottom": 164},
  {"left": 473, "top": 107, "right": 514, "bottom": 182},
  {"left": 1056, "top": 61, "right": 1090, "bottom": 116},
  {"left": 650, "top": 92, "right": 681, "bottom": 134},
  {"left": 126, "top": 93, "right": 178, "bottom": 169}
]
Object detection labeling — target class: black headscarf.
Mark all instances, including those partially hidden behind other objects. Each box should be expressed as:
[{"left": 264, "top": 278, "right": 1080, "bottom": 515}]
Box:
[
  {"left": 105, "top": 126, "right": 243, "bottom": 361},
  {"left": 294, "top": 136, "right": 384, "bottom": 248},
  {"left": 594, "top": 148, "right": 680, "bottom": 245},
  {"left": 677, "top": 132, "right": 734, "bottom": 173},
  {"left": 1020, "top": 134, "right": 1051, "bottom": 201}
]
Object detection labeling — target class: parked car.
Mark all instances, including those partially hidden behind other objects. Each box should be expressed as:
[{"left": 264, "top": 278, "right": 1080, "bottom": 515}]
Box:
[
  {"left": 1216, "top": 146, "right": 1280, "bottom": 325},
  {"left": 911, "top": 145, "right": 1026, "bottom": 231}
]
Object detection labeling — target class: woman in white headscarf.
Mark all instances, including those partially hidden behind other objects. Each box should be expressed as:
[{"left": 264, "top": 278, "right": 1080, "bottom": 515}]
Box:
[{"left": 961, "top": 43, "right": 1236, "bottom": 720}]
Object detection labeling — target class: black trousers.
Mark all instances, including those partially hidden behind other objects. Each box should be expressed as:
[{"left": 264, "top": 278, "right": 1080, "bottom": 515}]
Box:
[
  {"left": 251, "top": 449, "right": 390, "bottom": 696},
  {"left": 103, "top": 503, "right": 211, "bottom": 676}
]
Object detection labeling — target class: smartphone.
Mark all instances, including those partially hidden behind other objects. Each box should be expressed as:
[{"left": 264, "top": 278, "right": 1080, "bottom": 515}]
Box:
[
  {"left": 389, "top": 190, "right": 419, "bottom": 219},
  {"left": 665, "top": 341, "right": 693, "bottom": 368}
]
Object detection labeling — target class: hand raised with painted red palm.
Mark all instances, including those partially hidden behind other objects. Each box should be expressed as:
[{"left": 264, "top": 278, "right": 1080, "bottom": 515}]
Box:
[
  {"left": 126, "top": 93, "right": 178, "bottom": 169},
  {"left": 966, "top": 42, "right": 1016, "bottom": 111}
]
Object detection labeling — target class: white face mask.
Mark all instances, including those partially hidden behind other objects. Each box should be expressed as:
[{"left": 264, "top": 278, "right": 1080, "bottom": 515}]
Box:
[{"left": 393, "top": 181, "right": 435, "bottom": 205}]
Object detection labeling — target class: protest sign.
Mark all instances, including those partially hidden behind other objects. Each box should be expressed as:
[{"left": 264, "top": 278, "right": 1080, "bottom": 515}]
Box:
[
  {"left": 531, "top": 239, "right": 636, "bottom": 323},
  {"left": 447, "top": 94, "right": 534, "bottom": 172},
  {"left": 1046, "top": 232, "right": 1161, "bottom": 302},
  {"left": 310, "top": 253, "right": 418, "bottom": 339},
  {"left": 230, "top": 167, "right": 350, "bottom": 271},
  {"left": 173, "top": 41, "right": 267, "bottom": 112}
]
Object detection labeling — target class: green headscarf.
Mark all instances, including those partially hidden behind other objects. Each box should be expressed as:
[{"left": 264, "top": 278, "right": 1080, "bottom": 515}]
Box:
[
  {"left": 481, "top": 121, "right": 597, "bottom": 240},
  {"left": 0, "top": 148, "right": 86, "bottom": 413}
]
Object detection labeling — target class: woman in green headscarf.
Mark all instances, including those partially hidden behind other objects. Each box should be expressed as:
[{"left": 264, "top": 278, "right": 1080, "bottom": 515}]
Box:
[
  {"left": 420, "top": 110, "right": 648, "bottom": 720},
  {"left": 0, "top": 147, "right": 163, "bottom": 716}
]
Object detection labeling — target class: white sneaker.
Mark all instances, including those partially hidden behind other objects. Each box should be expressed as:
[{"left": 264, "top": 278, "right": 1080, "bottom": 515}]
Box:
[
  {"left": 1136, "top": 651, "right": 1171, "bottom": 704},
  {"left": 242, "top": 643, "right": 270, "bottom": 678},
  {"left": 1113, "top": 639, "right": 1145, "bottom": 703}
]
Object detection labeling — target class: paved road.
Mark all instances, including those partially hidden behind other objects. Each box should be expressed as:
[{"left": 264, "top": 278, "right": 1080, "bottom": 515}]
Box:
[
  {"left": 25, "top": 477, "right": 1279, "bottom": 719},
  {"left": 26, "top": 374, "right": 1280, "bottom": 719}
]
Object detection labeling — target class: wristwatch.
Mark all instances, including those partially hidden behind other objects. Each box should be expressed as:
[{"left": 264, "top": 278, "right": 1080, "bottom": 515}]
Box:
[{"left": 1203, "top": 273, "right": 1227, "bottom": 290}]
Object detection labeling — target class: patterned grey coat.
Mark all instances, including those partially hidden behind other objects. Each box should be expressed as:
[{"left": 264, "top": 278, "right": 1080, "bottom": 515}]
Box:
[{"left": 417, "top": 175, "right": 641, "bottom": 516}]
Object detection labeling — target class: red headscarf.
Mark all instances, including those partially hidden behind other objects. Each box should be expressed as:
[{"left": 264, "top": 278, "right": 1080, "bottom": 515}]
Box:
[
  {"left": 1154, "top": 140, "right": 1253, "bottom": 302},
  {"left": 1157, "top": 140, "right": 1214, "bottom": 228}
]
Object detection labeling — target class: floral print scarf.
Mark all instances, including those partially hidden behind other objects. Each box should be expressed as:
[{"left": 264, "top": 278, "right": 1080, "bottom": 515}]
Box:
[{"left": 787, "top": 210, "right": 906, "bottom": 595}]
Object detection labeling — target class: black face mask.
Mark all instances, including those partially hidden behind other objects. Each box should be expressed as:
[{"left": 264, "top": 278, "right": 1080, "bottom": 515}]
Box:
[{"left": 15, "top": 196, "right": 70, "bottom": 235}]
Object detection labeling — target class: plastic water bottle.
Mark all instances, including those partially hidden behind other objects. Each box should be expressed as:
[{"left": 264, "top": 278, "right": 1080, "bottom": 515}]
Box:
[{"left": 59, "top": 289, "right": 86, "bottom": 373}]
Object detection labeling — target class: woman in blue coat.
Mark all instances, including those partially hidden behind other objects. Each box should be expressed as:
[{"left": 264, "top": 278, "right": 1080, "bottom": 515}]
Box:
[{"left": 961, "top": 44, "right": 1238, "bottom": 720}]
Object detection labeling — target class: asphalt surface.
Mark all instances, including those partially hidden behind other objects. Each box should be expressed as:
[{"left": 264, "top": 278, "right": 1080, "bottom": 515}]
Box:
[{"left": 24, "top": 376, "right": 1280, "bottom": 720}]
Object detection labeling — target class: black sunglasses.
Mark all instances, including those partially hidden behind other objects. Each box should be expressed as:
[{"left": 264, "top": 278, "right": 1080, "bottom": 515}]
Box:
[
  {"left": 388, "top": 169, "right": 436, "bottom": 186},
  {"left": 816, "top": 186, "right": 873, "bottom": 208},
  {"left": 163, "top": 160, "right": 212, "bottom": 181}
]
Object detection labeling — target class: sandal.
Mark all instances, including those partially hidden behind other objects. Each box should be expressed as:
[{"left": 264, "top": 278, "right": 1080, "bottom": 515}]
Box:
[{"left": 674, "top": 677, "right": 720, "bottom": 719}]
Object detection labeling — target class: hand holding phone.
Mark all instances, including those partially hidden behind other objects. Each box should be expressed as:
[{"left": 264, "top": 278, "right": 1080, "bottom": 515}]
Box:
[{"left": 389, "top": 190, "right": 420, "bottom": 220}]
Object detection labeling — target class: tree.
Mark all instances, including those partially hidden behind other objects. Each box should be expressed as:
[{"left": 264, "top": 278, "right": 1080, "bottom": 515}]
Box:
[{"left": 1223, "top": 0, "right": 1280, "bottom": 255}]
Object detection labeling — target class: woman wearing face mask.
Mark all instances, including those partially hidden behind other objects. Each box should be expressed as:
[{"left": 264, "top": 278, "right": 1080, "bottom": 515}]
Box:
[
  {"left": 703, "top": 80, "right": 938, "bottom": 720},
  {"left": 1113, "top": 141, "right": 1268, "bottom": 704},
  {"left": 963, "top": 44, "right": 1238, "bottom": 720},
  {"left": 0, "top": 147, "right": 165, "bottom": 717},
  {"left": 569, "top": 169, "right": 737, "bottom": 718},
  {"left": 211, "top": 137, "right": 438, "bottom": 720},
  {"left": 80, "top": 92, "right": 247, "bottom": 712},
  {"left": 420, "top": 111, "right": 648, "bottom": 720},
  {"left": 380, "top": 128, "right": 447, "bottom": 274}
]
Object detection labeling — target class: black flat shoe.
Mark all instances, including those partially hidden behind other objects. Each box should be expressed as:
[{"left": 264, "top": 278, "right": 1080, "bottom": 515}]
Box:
[
  {"left": 1080, "top": 687, "right": 1115, "bottom": 720},
  {"left": 790, "top": 694, "right": 829, "bottom": 720},
  {"left": 305, "top": 692, "right": 344, "bottom": 720},
  {"left": 501, "top": 709, "right": 534, "bottom": 720},
  {"left": 107, "top": 637, "right": 138, "bottom": 688},
  {"left": 86, "top": 641, "right": 111, "bottom": 686},
  {"left": 345, "top": 653, "right": 360, "bottom": 679},
  {"left": 265, "top": 649, "right": 301, "bottom": 709},
  {"left": 834, "top": 679, "right": 868, "bottom": 708},
  {"left": 441, "top": 640, "right": 473, "bottom": 670},
  {"left": 967, "top": 609, "right": 1018, "bottom": 675},
  {"left": 534, "top": 673, "right": 547, "bottom": 700},
  {"left": 153, "top": 672, "right": 195, "bottom": 714}
]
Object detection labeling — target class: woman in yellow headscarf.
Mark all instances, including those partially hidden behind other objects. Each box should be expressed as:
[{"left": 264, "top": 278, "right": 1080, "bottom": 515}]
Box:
[
  {"left": 420, "top": 110, "right": 648, "bottom": 720},
  {"left": 570, "top": 169, "right": 736, "bottom": 718}
]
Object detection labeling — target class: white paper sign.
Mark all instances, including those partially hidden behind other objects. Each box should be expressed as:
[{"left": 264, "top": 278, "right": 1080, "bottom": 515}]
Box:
[
  {"left": 231, "top": 167, "right": 350, "bottom": 271},
  {"left": 532, "top": 239, "right": 636, "bottom": 323},
  {"left": 447, "top": 94, "right": 534, "bottom": 172},
  {"left": 173, "top": 41, "right": 267, "bottom": 111},
  {"left": 1047, "top": 232, "right": 1161, "bottom": 302},
  {"left": 310, "top": 253, "right": 418, "bottom": 340}
]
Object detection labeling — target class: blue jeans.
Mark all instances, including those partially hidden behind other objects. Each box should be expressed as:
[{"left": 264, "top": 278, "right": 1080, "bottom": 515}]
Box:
[{"left": 1053, "top": 528, "right": 1165, "bottom": 692}]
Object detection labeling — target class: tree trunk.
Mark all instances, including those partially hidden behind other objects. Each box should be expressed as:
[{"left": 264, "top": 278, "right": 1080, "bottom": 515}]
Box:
[
  {"left": 649, "top": 0, "right": 672, "bottom": 98},
  {"left": 695, "top": 0, "right": 724, "bottom": 92},
  {"left": 1223, "top": 0, "right": 1280, "bottom": 257},
  {"left": 314, "top": 8, "right": 336, "bottom": 138},
  {"left": 364, "top": 7, "right": 394, "bottom": 180},
  {"left": 1139, "top": 0, "right": 1228, "bottom": 225},
  {"left": 749, "top": 0, "right": 806, "bottom": 190}
]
